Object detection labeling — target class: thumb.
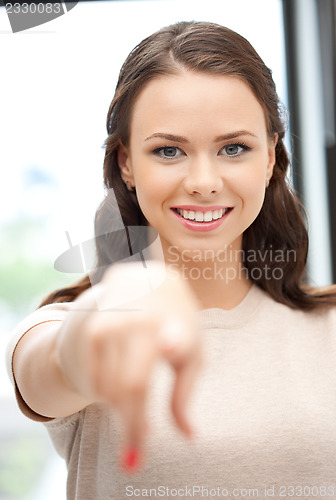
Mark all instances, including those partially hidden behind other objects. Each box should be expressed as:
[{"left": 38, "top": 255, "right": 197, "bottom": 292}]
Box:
[
  {"left": 159, "top": 315, "right": 202, "bottom": 438},
  {"left": 170, "top": 350, "right": 201, "bottom": 438}
]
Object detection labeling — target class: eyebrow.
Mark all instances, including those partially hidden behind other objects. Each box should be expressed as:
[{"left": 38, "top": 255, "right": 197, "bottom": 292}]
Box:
[{"left": 144, "top": 130, "right": 258, "bottom": 143}]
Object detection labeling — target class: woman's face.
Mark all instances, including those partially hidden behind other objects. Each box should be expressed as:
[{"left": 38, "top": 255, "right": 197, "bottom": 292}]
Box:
[{"left": 118, "top": 70, "right": 277, "bottom": 260}]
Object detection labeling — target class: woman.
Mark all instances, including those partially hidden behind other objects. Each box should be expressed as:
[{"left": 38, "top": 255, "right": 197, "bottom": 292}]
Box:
[{"left": 7, "top": 21, "right": 336, "bottom": 499}]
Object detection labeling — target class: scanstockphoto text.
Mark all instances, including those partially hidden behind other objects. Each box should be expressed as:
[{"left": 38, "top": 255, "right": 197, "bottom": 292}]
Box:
[
  {"left": 167, "top": 245, "right": 296, "bottom": 282},
  {"left": 125, "top": 485, "right": 260, "bottom": 498},
  {"left": 125, "top": 484, "right": 336, "bottom": 497}
]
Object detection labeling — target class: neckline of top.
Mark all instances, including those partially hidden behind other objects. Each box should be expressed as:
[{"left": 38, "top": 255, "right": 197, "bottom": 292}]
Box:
[{"left": 198, "top": 284, "right": 268, "bottom": 329}]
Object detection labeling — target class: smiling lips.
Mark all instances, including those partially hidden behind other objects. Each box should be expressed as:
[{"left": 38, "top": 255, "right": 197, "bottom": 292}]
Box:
[{"left": 171, "top": 205, "right": 233, "bottom": 232}]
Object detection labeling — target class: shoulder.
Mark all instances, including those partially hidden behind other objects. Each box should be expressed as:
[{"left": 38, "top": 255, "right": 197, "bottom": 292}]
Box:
[
  {"left": 257, "top": 285, "right": 336, "bottom": 333},
  {"left": 10, "top": 301, "right": 73, "bottom": 341},
  {"left": 308, "top": 302, "right": 336, "bottom": 328}
]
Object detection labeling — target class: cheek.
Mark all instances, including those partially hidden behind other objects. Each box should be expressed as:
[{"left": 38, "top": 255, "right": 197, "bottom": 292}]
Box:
[
  {"left": 234, "top": 164, "right": 267, "bottom": 214},
  {"left": 234, "top": 182, "right": 266, "bottom": 235},
  {"left": 244, "top": 179, "right": 266, "bottom": 204},
  {"left": 134, "top": 187, "right": 155, "bottom": 222},
  {"left": 133, "top": 162, "right": 176, "bottom": 213},
  {"left": 134, "top": 176, "right": 169, "bottom": 224}
]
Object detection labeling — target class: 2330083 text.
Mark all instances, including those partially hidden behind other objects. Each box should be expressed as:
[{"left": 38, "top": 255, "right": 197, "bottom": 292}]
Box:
[
  {"left": 266, "top": 485, "right": 335, "bottom": 497},
  {"left": 5, "top": 3, "right": 62, "bottom": 14}
]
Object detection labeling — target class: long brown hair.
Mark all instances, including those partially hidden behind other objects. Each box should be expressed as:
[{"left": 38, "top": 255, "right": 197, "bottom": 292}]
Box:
[{"left": 40, "top": 21, "right": 336, "bottom": 310}]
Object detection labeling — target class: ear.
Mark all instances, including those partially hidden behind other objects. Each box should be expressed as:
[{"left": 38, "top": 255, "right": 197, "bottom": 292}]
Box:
[
  {"left": 117, "top": 143, "right": 135, "bottom": 186},
  {"left": 266, "top": 133, "right": 278, "bottom": 183}
]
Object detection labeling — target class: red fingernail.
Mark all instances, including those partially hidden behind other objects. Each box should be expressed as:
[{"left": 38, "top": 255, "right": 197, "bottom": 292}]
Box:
[{"left": 121, "top": 448, "right": 140, "bottom": 472}]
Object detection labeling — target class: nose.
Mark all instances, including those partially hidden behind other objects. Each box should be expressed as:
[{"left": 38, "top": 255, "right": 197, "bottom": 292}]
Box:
[{"left": 183, "top": 156, "right": 224, "bottom": 197}]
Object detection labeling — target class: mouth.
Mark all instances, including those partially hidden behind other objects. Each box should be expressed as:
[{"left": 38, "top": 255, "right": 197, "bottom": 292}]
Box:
[{"left": 171, "top": 206, "right": 233, "bottom": 223}]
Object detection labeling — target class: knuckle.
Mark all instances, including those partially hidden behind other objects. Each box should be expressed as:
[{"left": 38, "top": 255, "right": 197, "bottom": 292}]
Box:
[
  {"left": 95, "top": 377, "right": 121, "bottom": 405},
  {"left": 122, "top": 376, "right": 147, "bottom": 396}
]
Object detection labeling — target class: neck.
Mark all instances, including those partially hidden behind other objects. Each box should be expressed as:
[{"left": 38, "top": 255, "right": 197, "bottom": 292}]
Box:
[{"left": 162, "top": 242, "right": 253, "bottom": 310}]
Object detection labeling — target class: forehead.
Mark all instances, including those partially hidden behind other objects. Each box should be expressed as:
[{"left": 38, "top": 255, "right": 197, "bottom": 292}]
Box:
[{"left": 129, "top": 70, "right": 268, "bottom": 140}]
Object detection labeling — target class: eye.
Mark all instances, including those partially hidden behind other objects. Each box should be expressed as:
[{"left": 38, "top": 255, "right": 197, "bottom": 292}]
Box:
[
  {"left": 153, "top": 146, "right": 184, "bottom": 160},
  {"left": 220, "top": 143, "right": 251, "bottom": 157}
]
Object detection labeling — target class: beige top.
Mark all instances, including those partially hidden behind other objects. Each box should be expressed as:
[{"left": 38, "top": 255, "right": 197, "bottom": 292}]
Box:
[{"left": 6, "top": 284, "right": 336, "bottom": 500}]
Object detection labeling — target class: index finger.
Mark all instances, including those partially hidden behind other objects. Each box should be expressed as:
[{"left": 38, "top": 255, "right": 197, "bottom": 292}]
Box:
[
  {"left": 117, "top": 319, "right": 158, "bottom": 472},
  {"left": 119, "top": 393, "right": 148, "bottom": 472}
]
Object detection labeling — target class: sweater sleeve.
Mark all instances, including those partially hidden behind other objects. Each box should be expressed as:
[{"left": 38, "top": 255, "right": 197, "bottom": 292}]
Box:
[{"left": 5, "top": 302, "right": 71, "bottom": 422}]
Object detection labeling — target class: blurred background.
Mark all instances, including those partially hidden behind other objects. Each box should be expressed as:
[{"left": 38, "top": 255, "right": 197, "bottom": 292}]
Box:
[{"left": 0, "top": 0, "right": 335, "bottom": 498}]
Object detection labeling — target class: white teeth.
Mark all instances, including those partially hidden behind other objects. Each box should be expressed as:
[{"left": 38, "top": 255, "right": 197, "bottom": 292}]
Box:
[{"left": 175, "top": 208, "right": 231, "bottom": 222}]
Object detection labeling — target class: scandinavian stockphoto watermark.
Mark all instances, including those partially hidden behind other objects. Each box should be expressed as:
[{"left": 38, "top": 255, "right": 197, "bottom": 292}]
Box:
[
  {"left": 167, "top": 245, "right": 296, "bottom": 282},
  {"left": 3, "top": 1, "right": 78, "bottom": 33},
  {"left": 53, "top": 188, "right": 296, "bottom": 310}
]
